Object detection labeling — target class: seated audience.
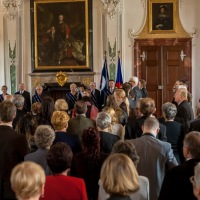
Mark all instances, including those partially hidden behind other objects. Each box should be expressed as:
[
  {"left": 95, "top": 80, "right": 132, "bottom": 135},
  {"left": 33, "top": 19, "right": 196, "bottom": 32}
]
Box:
[
  {"left": 71, "top": 127, "right": 108, "bottom": 200},
  {"left": 15, "top": 113, "right": 38, "bottom": 152},
  {"left": 102, "top": 107, "right": 124, "bottom": 139},
  {"left": 161, "top": 102, "right": 185, "bottom": 164},
  {"left": 159, "top": 131, "right": 200, "bottom": 200},
  {"left": 96, "top": 112, "right": 120, "bottom": 153},
  {"left": 10, "top": 161, "right": 45, "bottom": 200},
  {"left": 51, "top": 111, "right": 81, "bottom": 154},
  {"left": 191, "top": 162, "right": 200, "bottom": 200},
  {"left": 24, "top": 125, "right": 55, "bottom": 175},
  {"left": 98, "top": 140, "right": 149, "bottom": 200},
  {"left": 100, "top": 153, "right": 139, "bottom": 200},
  {"left": 41, "top": 142, "right": 88, "bottom": 200}
]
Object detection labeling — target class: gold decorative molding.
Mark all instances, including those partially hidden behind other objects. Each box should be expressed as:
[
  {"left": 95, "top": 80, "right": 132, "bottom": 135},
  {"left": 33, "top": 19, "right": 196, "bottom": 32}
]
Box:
[{"left": 56, "top": 71, "right": 68, "bottom": 87}]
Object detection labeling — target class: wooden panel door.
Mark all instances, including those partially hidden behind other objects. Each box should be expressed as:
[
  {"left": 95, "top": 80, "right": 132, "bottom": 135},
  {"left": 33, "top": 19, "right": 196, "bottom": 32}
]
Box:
[{"left": 134, "top": 38, "right": 191, "bottom": 117}]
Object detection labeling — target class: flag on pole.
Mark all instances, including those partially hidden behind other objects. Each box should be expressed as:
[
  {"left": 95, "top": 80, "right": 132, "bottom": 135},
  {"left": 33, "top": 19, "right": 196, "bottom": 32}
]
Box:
[
  {"left": 100, "top": 56, "right": 109, "bottom": 108},
  {"left": 100, "top": 57, "right": 109, "bottom": 91},
  {"left": 115, "top": 56, "right": 123, "bottom": 88}
]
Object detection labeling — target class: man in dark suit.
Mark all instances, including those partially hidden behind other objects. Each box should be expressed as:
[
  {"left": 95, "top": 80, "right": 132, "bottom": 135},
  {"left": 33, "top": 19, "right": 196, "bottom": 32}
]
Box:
[
  {"left": 189, "top": 102, "right": 200, "bottom": 132},
  {"left": 174, "top": 88, "right": 194, "bottom": 133},
  {"left": 89, "top": 81, "right": 101, "bottom": 109},
  {"left": 131, "top": 117, "right": 177, "bottom": 200},
  {"left": 0, "top": 101, "right": 28, "bottom": 200},
  {"left": 96, "top": 112, "right": 120, "bottom": 154},
  {"left": 159, "top": 131, "right": 200, "bottom": 200},
  {"left": 67, "top": 101, "right": 96, "bottom": 139},
  {"left": 15, "top": 83, "right": 31, "bottom": 112},
  {"left": 125, "top": 97, "right": 167, "bottom": 141}
]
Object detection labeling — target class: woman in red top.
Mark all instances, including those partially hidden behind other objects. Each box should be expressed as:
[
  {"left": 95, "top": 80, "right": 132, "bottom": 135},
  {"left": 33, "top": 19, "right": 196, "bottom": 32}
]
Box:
[{"left": 40, "top": 142, "right": 87, "bottom": 200}]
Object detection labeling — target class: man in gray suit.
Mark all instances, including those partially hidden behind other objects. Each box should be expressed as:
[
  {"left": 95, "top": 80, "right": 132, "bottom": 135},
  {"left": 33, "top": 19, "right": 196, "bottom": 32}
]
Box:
[
  {"left": 131, "top": 117, "right": 177, "bottom": 200},
  {"left": 67, "top": 101, "right": 96, "bottom": 139}
]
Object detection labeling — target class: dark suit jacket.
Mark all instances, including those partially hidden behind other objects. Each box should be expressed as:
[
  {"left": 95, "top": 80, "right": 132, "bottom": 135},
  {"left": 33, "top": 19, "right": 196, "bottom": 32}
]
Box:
[
  {"left": 131, "top": 133, "right": 177, "bottom": 200},
  {"left": 0, "top": 125, "right": 28, "bottom": 200},
  {"left": 159, "top": 159, "right": 200, "bottom": 200},
  {"left": 131, "top": 86, "right": 142, "bottom": 102},
  {"left": 24, "top": 148, "right": 51, "bottom": 175},
  {"left": 15, "top": 90, "right": 31, "bottom": 112},
  {"left": 160, "top": 121, "right": 185, "bottom": 164},
  {"left": 189, "top": 117, "right": 200, "bottom": 132},
  {"left": 66, "top": 92, "right": 82, "bottom": 111},
  {"left": 100, "top": 131, "right": 120, "bottom": 153},
  {"left": 90, "top": 89, "right": 101, "bottom": 109},
  {"left": 125, "top": 116, "right": 167, "bottom": 141},
  {"left": 67, "top": 115, "right": 96, "bottom": 138}
]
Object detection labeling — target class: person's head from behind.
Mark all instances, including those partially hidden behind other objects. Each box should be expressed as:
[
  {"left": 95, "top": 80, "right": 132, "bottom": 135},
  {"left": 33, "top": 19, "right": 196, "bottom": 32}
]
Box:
[
  {"left": 54, "top": 99, "right": 68, "bottom": 112},
  {"left": 96, "top": 112, "right": 111, "bottom": 131},
  {"left": 82, "top": 127, "right": 100, "bottom": 156},
  {"left": 74, "top": 101, "right": 87, "bottom": 114},
  {"left": 102, "top": 107, "right": 118, "bottom": 123},
  {"left": 35, "top": 85, "right": 43, "bottom": 96},
  {"left": 81, "top": 96, "right": 92, "bottom": 104},
  {"left": 100, "top": 153, "right": 139, "bottom": 196},
  {"left": 4, "top": 95, "right": 14, "bottom": 102},
  {"left": 13, "top": 94, "right": 25, "bottom": 109},
  {"left": 191, "top": 162, "right": 200, "bottom": 199},
  {"left": 183, "top": 131, "right": 200, "bottom": 160},
  {"left": 51, "top": 111, "right": 70, "bottom": 131},
  {"left": 139, "top": 97, "right": 156, "bottom": 117},
  {"left": 0, "top": 101, "right": 16, "bottom": 123},
  {"left": 114, "top": 89, "right": 126, "bottom": 104},
  {"left": 162, "top": 102, "right": 177, "bottom": 120},
  {"left": 10, "top": 161, "right": 45, "bottom": 200},
  {"left": 139, "top": 79, "right": 147, "bottom": 89},
  {"left": 112, "top": 140, "right": 140, "bottom": 168},
  {"left": 34, "top": 125, "right": 55, "bottom": 149},
  {"left": 142, "top": 117, "right": 160, "bottom": 136},
  {"left": 31, "top": 102, "right": 42, "bottom": 115},
  {"left": 47, "top": 142, "right": 73, "bottom": 174},
  {"left": 41, "top": 96, "right": 54, "bottom": 121}
]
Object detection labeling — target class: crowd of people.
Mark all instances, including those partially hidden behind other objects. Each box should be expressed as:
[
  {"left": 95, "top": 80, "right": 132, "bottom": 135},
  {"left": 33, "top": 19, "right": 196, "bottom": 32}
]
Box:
[{"left": 1, "top": 77, "right": 200, "bottom": 200}]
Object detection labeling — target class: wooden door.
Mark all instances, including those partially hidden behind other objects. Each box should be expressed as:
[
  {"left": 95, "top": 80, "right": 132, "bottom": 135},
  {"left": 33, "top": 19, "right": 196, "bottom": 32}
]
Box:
[{"left": 134, "top": 38, "right": 192, "bottom": 117}]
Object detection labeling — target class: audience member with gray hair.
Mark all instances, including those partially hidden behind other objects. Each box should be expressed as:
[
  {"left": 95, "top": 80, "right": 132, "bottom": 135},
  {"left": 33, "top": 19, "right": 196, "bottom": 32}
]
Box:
[
  {"left": 24, "top": 125, "right": 55, "bottom": 175},
  {"left": 191, "top": 162, "right": 200, "bottom": 200},
  {"left": 12, "top": 94, "right": 26, "bottom": 129},
  {"left": 161, "top": 102, "right": 185, "bottom": 164},
  {"left": 98, "top": 140, "right": 150, "bottom": 200},
  {"left": 159, "top": 131, "right": 200, "bottom": 200},
  {"left": 96, "top": 112, "right": 120, "bottom": 153}
]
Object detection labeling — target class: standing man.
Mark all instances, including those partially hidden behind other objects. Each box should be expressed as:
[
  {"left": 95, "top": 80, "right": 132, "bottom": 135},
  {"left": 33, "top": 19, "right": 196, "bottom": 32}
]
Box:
[
  {"left": 129, "top": 76, "right": 142, "bottom": 102},
  {"left": 131, "top": 117, "right": 177, "bottom": 200},
  {"left": 159, "top": 131, "right": 200, "bottom": 200},
  {"left": 15, "top": 83, "right": 31, "bottom": 112},
  {"left": 89, "top": 82, "right": 101, "bottom": 109},
  {"left": 0, "top": 101, "right": 28, "bottom": 200}
]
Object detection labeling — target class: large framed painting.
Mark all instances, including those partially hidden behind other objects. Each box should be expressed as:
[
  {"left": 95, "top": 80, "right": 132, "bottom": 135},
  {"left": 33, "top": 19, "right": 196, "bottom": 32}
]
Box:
[
  {"left": 30, "top": 0, "right": 93, "bottom": 72},
  {"left": 149, "top": 0, "right": 176, "bottom": 34}
]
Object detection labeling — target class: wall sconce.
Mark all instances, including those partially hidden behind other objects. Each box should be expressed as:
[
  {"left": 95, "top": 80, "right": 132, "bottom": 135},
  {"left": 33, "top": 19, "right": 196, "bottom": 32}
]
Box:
[
  {"left": 101, "top": 0, "right": 122, "bottom": 19},
  {"left": 2, "top": 0, "right": 21, "bottom": 20}
]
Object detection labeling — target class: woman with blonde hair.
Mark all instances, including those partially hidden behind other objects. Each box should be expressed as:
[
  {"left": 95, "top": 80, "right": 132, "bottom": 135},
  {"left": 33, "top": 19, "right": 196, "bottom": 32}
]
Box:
[
  {"left": 51, "top": 111, "right": 81, "bottom": 154},
  {"left": 100, "top": 153, "right": 139, "bottom": 200},
  {"left": 10, "top": 161, "right": 45, "bottom": 200},
  {"left": 54, "top": 99, "right": 69, "bottom": 112},
  {"left": 102, "top": 107, "right": 124, "bottom": 139}
]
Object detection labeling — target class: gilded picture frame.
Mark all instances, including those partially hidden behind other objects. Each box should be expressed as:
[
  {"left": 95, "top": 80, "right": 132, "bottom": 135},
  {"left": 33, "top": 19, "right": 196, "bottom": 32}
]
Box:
[
  {"left": 30, "top": 0, "right": 93, "bottom": 72},
  {"left": 149, "top": 0, "right": 176, "bottom": 34}
]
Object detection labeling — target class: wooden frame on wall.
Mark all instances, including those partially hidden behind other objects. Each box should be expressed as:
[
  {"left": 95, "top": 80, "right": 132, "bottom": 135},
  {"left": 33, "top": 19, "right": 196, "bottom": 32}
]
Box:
[
  {"left": 30, "top": 0, "right": 93, "bottom": 72},
  {"left": 149, "top": 0, "right": 176, "bottom": 34}
]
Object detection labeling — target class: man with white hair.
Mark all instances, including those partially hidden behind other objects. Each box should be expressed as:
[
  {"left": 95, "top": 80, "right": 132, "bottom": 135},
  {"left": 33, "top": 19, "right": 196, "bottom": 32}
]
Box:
[{"left": 129, "top": 76, "right": 142, "bottom": 102}]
